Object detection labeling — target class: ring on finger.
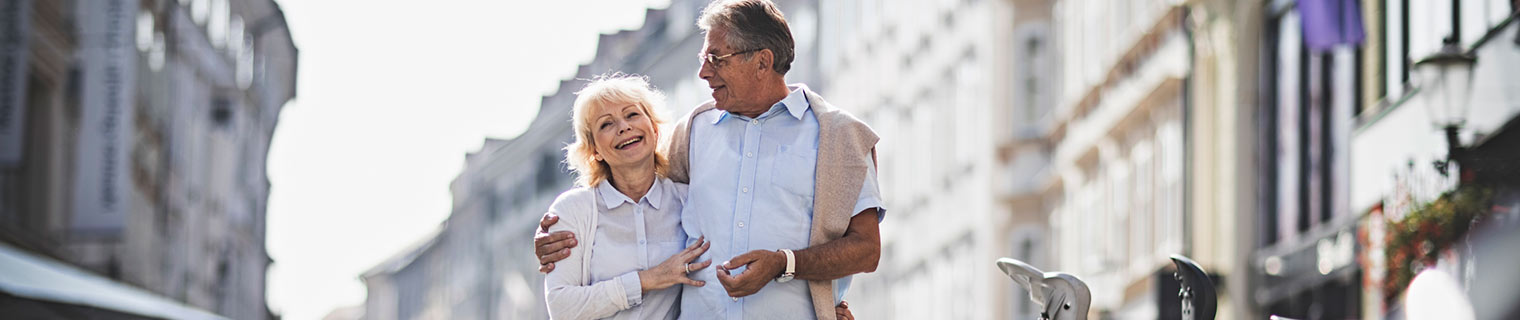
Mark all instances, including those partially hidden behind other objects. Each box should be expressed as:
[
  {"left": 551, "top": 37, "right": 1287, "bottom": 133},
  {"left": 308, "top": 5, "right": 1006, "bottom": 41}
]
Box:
[{"left": 684, "top": 263, "right": 692, "bottom": 273}]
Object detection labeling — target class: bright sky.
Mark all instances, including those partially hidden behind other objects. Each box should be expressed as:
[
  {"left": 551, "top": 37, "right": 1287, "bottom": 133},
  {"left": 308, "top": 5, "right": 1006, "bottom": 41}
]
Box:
[{"left": 264, "top": 1, "right": 670, "bottom": 319}]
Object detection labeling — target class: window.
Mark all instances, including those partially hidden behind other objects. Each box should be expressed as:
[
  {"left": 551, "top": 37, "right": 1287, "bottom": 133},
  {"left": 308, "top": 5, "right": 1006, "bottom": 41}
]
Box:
[
  {"left": 1383, "top": 0, "right": 1512, "bottom": 99},
  {"left": 536, "top": 153, "right": 561, "bottom": 192},
  {"left": 1024, "top": 36, "right": 1041, "bottom": 122},
  {"left": 1158, "top": 120, "right": 1183, "bottom": 255},
  {"left": 1384, "top": 0, "right": 1411, "bottom": 98},
  {"left": 1012, "top": 23, "right": 1053, "bottom": 135},
  {"left": 487, "top": 193, "right": 501, "bottom": 223},
  {"left": 1262, "top": 4, "right": 1358, "bottom": 245},
  {"left": 1008, "top": 235, "right": 1039, "bottom": 320},
  {"left": 954, "top": 52, "right": 978, "bottom": 170},
  {"left": 1109, "top": 158, "right": 1129, "bottom": 270},
  {"left": 211, "top": 97, "right": 233, "bottom": 128},
  {"left": 1130, "top": 140, "right": 1154, "bottom": 271}
]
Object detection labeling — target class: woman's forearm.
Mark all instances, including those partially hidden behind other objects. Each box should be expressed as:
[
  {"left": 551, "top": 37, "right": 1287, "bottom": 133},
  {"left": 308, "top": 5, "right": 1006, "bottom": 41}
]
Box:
[{"left": 545, "top": 271, "right": 642, "bottom": 319}]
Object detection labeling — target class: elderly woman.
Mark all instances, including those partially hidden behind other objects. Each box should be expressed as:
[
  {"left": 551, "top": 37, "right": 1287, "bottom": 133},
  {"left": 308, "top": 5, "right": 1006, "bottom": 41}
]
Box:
[{"left": 543, "top": 74, "right": 711, "bottom": 320}]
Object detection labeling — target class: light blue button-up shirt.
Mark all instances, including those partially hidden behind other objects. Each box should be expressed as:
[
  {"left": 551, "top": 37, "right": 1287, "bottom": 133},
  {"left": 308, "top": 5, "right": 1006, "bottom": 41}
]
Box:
[{"left": 680, "top": 84, "right": 884, "bottom": 319}]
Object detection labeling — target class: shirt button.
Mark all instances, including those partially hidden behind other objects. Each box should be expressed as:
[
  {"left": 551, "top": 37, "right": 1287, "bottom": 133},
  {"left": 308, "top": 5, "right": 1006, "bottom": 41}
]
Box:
[
  {"left": 741, "top": 187, "right": 749, "bottom": 193},
  {"left": 746, "top": 152, "right": 754, "bottom": 158},
  {"left": 639, "top": 240, "right": 646, "bottom": 245},
  {"left": 737, "top": 221, "right": 745, "bottom": 228}
]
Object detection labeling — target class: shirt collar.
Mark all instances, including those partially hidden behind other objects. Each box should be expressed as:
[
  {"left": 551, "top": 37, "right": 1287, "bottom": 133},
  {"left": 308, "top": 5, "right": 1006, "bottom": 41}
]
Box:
[
  {"left": 712, "top": 84, "right": 811, "bottom": 124},
  {"left": 595, "top": 177, "right": 664, "bottom": 210}
]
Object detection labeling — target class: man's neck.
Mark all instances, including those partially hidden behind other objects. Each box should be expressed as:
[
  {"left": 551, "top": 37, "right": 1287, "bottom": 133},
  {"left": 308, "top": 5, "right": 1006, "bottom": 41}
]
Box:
[{"left": 734, "top": 81, "right": 793, "bottom": 118}]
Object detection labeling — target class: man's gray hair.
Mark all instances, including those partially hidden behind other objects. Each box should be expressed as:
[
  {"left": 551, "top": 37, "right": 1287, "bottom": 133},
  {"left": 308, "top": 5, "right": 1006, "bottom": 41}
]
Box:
[{"left": 697, "top": 0, "right": 795, "bottom": 75}]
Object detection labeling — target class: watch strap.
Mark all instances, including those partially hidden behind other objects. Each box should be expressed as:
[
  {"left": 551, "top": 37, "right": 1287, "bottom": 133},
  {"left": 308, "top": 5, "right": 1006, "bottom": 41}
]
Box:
[{"left": 780, "top": 249, "right": 796, "bottom": 276}]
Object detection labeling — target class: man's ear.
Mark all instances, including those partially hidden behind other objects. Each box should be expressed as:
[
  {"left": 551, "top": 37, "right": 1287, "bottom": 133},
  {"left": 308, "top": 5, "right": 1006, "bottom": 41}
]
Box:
[{"left": 755, "top": 48, "right": 774, "bottom": 72}]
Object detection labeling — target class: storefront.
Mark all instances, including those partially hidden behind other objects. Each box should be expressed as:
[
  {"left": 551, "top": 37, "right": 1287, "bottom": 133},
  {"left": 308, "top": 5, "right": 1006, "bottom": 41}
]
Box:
[
  {"left": 0, "top": 243, "right": 228, "bottom": 319},
  {"left": 1253, "top": 216, "right": 1362, "bottom": 319}
]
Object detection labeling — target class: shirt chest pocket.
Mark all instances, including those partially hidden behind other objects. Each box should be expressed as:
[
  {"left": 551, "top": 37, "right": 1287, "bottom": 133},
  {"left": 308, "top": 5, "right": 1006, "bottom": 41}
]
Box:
[{"left": 771, "top": 145, "right": 817, "bottom": 199}]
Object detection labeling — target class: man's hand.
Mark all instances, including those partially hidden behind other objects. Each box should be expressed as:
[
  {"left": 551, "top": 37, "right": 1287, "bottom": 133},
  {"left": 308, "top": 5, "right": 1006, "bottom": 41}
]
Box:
[
  {"left": 714, "top": 249, "right": 786, "bottom": 297},
  {"left": 835, "top": 301, "right": 854, "bottom": 320},
  {"left": 534, "top": 213, "right": 578, "bottom": 273}
]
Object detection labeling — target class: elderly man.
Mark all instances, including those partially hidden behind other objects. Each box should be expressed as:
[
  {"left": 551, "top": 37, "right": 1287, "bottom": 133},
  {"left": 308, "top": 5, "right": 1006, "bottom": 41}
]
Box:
[{"left": 535, "top": 1, "right": 882, "bottom": 319}]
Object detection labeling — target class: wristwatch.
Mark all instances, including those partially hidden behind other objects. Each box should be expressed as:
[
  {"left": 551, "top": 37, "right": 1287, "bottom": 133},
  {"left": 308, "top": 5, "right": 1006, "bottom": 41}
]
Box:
[{"left": 776, "top": 249, "right": 796, "bottom": 283}]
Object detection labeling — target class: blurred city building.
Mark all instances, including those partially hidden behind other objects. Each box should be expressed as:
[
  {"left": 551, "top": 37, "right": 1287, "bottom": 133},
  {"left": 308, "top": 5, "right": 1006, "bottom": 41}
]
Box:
[
  {"left": 1049, "top": 0, "right": 1188, "bottom": 317},
  {"left": 812, "top": 0, "right": 1047, "bottom": 319},
  {"left": 355, "top": 0, "right": 1520, "bottom": 319},
  {"left": 1249, "top": 0, "right": 1370, "bottom": 318},
  {"left": 1343, "top": 1, "right": 1519, "bottom": 319},
  {"left": 355, "top": 1, "right": 821, "bottom": 319},
  {"left": 1042, "top": 0, "right": 1242, "bottom": 318},
  {"left": 823, "top": 0, "right": 1517, "bottom": 319},
  {"left": 0, "top": 0, "right": 297, "bottom": 319},
  {"left": 813, "top": 0, "right": 1266, "bottom": 318}
]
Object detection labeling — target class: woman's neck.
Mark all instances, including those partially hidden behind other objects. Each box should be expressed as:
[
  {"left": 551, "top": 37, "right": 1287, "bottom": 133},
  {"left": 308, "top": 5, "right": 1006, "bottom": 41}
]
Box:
[{"left": 607, "top": 160, "right": 656, "bottom": 201}]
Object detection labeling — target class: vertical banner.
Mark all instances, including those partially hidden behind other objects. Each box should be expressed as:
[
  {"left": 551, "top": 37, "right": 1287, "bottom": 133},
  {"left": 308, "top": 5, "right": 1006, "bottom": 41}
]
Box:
[
  {"left": 71, "top": 0, "right": 137, "bottom": 237},
  {"left": 0, "top": 0, "right": 32, "bottom": 166}
]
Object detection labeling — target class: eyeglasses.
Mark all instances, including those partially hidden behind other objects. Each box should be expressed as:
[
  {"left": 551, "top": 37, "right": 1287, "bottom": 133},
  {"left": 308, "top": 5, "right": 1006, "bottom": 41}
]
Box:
[{"left": 699, "top": 49, "right": 760, "bottom": 68}]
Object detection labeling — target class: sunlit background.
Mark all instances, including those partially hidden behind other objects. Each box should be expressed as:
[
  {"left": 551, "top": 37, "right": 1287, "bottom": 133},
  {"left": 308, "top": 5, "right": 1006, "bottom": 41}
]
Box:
[
  {"left": 262, "top": 1, "right": 672, "bottom": 319},
  {"left": 2, "top": 0, "right": 1519, "bottom": 320}
]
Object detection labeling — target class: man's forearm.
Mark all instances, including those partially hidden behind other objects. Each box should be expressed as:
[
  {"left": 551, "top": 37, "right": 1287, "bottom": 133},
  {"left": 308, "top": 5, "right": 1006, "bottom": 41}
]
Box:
[{"left": 792, "top": 209, "right": 881, "bottom": 281}]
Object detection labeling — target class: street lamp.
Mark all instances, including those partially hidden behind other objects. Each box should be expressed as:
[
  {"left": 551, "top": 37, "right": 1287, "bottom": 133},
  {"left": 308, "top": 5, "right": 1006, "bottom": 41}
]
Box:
[{"left": 1413, "top": 35, "right": 1476, "bottom": 178}]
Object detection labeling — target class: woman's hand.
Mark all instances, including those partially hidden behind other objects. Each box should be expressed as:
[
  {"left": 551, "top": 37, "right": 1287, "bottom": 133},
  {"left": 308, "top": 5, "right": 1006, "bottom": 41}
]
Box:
[{"left": 638, "top": 236, "right": 712, "bottom": 292}]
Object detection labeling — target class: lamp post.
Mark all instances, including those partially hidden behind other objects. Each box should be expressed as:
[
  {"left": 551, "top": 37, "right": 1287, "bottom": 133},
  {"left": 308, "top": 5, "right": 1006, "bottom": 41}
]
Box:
[{"left": 1413, "top": 32, "right": 1476, "bottom": 180}]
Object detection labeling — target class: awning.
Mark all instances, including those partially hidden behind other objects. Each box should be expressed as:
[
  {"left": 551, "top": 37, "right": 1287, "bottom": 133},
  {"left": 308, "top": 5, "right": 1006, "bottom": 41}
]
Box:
[{"left": 0, "top": 243, "right": 228, "bottom": 320}]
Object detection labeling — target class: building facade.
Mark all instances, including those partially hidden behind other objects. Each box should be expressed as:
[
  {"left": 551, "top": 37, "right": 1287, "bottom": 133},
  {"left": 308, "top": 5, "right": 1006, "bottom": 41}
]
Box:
[
  {"left": 0, "top": 0, "right": 298, "bottom": 319},
  {"left": 814, "top": 0, "right": 1028, "bottom": 319},
  {"left": 357, "top": 1, "right": 820, "bottom": 319},
  {"left": 1046, "top": 0, "right": 1194, "bottom": 318},
  {"left": 994, "top": 1, "right": 1059, "bottom": 318},
  {"left": 1345, "top": 1, "right": 1518, "bottom": 319},
  {"left": 1249, "top": 1, "right": 1371, "bottom": 318},
  {"left": 1249, "top": 1, "right": 1519, "bottom": 319},
  {"left": 363, "top": 0, "right": 1520, "bottom": 319},
  {"left": 814, "top": 0, "right": 1269, "bottom": 318}
]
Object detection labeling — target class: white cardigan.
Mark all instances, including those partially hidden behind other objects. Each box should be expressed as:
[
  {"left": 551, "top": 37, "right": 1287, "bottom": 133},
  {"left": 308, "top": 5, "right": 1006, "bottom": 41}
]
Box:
[
  {"left": 541, "top": 180, "right": 688, "bottom": 320},
  {"left": 541, "top": 187, "right": 624, "bottom": 319}
]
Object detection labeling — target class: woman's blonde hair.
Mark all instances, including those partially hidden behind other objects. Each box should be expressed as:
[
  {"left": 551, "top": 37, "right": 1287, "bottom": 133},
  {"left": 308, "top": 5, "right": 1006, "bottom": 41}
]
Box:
[{"left": 564, "top": 73, "right": 670, "bottom": 187}]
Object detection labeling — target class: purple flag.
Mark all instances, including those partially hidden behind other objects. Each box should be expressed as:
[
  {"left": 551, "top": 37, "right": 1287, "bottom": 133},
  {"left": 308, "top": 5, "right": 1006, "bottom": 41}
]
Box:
[{"left": 1299, "top": 0, "right": 1366, "bottom": 51}]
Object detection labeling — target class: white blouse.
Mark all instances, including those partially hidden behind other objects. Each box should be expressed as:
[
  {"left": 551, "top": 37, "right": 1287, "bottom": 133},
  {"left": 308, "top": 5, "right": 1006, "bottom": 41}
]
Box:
[{"left": 543, "top": 177, "right": 688, "bottom": 320}]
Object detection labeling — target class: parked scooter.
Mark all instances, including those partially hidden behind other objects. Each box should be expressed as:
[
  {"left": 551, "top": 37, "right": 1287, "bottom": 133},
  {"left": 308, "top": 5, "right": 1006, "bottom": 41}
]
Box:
[
  {"left": 996, "top": 255, "right": 1217, "bottom": 320},
  {"left": 1168, "top": 255, "right": 1216, "bottom": 320},
  {"left": 995, "top": 258, "right": 1091, "bottom": 320}
]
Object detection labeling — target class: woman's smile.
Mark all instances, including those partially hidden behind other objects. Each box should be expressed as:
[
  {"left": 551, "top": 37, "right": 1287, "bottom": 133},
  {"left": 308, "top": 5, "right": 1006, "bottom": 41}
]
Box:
[{"left": 614, "top": 136, "right": 644, "bottom": 150}]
